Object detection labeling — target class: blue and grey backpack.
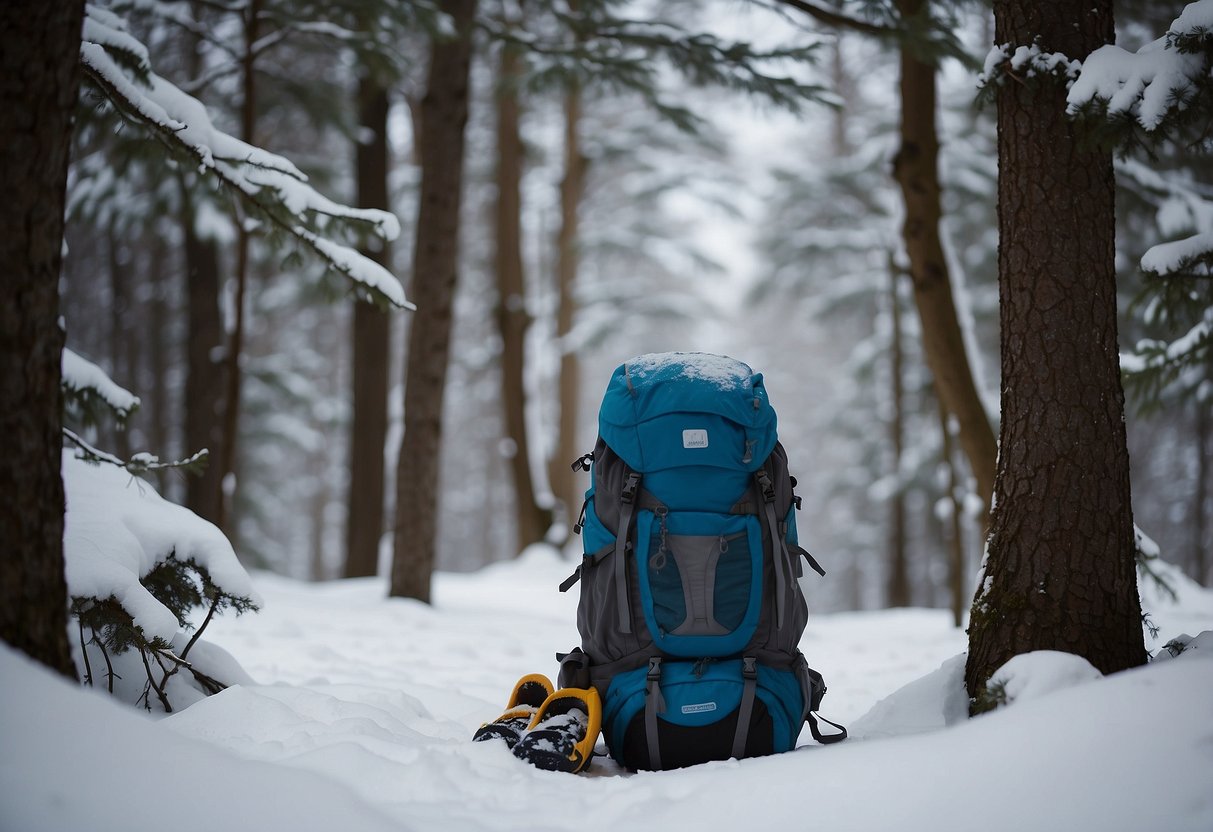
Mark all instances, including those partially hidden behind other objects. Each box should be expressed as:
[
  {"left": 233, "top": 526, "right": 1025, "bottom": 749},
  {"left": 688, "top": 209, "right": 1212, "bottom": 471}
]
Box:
[{"left": 557, "top": 352, "right": 846, "bottom": 771}]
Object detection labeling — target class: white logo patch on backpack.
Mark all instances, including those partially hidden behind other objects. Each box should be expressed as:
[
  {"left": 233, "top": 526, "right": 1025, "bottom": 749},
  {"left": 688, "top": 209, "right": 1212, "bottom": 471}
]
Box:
[{"left": 682, "top": 429, "right": 709, "bottom": 449}]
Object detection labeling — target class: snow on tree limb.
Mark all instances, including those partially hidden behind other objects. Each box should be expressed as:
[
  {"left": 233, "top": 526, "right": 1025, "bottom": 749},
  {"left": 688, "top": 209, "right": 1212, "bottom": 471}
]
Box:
[
  {"left": 1141, "top": 230, "right": 1213, "bottom": 276},
  {"left": 63, "top": 450, "right": 261, "bottom": 657},
  {"left": 1065, "top": 0, "right": 1213, "bottom": 136},
  {"left": 1066, "top": 41, "right": 1205, "bottom": 132},
  {"left": 293, "top": 227, "right": 413, "bottom": 310},
  {"left": 78, "top": 4, "right": 410, "bottom": 310},
  {"left": 64, "top": 428, "right": 210, "bottom": 476},
  {"left": 62, "top": 347, "right": 140, "bottom": 424}
]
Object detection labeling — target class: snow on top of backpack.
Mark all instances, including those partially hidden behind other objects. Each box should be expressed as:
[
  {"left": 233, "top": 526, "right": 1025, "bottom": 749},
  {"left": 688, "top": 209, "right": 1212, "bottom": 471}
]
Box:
[{"left": 625, "top": 352, "right": 754, "bottom": 391}]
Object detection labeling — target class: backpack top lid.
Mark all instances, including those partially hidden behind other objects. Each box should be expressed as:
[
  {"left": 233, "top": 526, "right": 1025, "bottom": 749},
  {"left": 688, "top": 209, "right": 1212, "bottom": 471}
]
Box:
[{"left": 598, "top": 352, "right": 777, "bottom": 474}]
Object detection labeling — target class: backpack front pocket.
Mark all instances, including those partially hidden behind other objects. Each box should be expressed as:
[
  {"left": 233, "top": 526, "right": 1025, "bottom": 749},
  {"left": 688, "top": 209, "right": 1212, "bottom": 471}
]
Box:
[
  {"left": 636, "top": 510, "right": 762, "bottom": 658},
  {"left": 602, "top": 658, "right": 803, "bottom": 771}
]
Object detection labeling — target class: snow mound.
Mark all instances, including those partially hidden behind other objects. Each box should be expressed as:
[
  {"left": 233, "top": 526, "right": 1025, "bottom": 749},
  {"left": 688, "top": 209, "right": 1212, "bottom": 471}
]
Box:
[
  {"left": 0, "top": 645, "right": 402, "bottom": 832},
  {"left": 988, "top": 650, "right": 1102, "bottom": 706},
  {"left": 850, "top": 653, "right": 968, "bottom": 738},
  {"left": 1154, "top": 630, "right": 1213, "bottom": 662}
]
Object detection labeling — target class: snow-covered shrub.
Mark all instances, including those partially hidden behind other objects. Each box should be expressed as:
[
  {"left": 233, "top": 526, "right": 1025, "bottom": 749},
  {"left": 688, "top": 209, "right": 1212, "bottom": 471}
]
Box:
[
  {"left": 62, "top": 351, "right": 260, "bottom": 713},
  {"left": 972, "top": 651, "right": 1102, "bottom": 714},
  {"left": 1152, "top": 631, "right": 1213, "bottom": 661}
]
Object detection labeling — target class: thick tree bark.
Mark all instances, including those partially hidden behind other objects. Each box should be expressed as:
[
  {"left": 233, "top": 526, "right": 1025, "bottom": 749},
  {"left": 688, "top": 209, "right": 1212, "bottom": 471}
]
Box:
[
  {"left": 494, "top": 34, "right": 550, "bottom": 553},
  {"left": 390, "top": 0, "right": 477, "bottom": 602},
  {"left": 549, "top": 77, "right": 588, "bottom": 534},
  {"left": 0, "top": 0, "right": 85, "bottom": 679},
  {"left": 965, "top": 0, "right": 1146, "bottom": 700},
  {"left": 887, "top": 266, "right": 910, "bottom": 607},
  {"left": 344, "top": 76, "right": 393, "bottom": 579},
  {"left": 892, "top": 0, "right": 998, "bottom": 520}
]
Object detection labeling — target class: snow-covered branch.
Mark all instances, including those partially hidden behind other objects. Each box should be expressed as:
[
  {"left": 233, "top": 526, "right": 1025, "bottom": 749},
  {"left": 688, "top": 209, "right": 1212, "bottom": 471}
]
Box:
[
  {"left": 1065, "top": 0, "right": 1213, "bottom": 142},
  {"left": 78, "top": 4, "right": 410, "bottom": 310},
  {"left": 62, "top": 347, "right": 140, "bottom": 425},
  {"left": 976, "top": 40, "right": 1082, "bottom": 102},
  {"left": 65, "top": 450, "right": 260, "bottom": 711},
  {"left": 64, "top": 428, "right": 210, "bottom": 476}
]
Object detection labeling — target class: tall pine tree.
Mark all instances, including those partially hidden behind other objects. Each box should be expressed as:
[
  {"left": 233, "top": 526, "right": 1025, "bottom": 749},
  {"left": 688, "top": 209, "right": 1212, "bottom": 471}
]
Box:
[
  {"left": 965, "top": 0, "right": 1146, "bottom": 702},
  {"left": 0, "top": 0, "right": 86, "bottom": 679}
]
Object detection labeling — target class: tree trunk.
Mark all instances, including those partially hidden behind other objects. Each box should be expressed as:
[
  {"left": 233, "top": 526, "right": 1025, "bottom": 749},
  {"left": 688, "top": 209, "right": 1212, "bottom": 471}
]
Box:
[
  {"left": 344, "top": 75, "right": 393, "bottom": 579},
  {"left": 549, "top": 75, "right": 589, "bottom": 535},
  {"left": 887, "top": 265, "right": 910, "bottom": 607},
  {"left": 1194, "top": 393, "right": 1209, "bottom": 585},
  {"left": 216, "top": 0, "right": 261, "bottom": 534},
  {"left": 147, "top": 237, "right": 172, "bottom": 496},
  {"left": 965, "top": 0, "right": 1146, "bottom": 700},
  {"left": 180, "top": 4, "right": 224, "bottom": 524},
  {"left": 390, "top": 0, "right": 478, "bottom": 602},
  {"left": 891, "top": 0, "right": 998, "bottom": 521},
  {"left": 107, "top": 227, "right": 131, "bottom": 459},
  {"left": 494, "top": 31, "right": 550, "bottom": 553},
  {"left": 0, "top": 0, "right": 85, "bottom": 679},
  {"left": 182, "top": 206, "right": 225, "bottom": 525}
]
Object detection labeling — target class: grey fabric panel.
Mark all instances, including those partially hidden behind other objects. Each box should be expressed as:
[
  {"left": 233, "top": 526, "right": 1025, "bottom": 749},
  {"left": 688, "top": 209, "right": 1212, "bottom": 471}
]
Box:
[
  {"left": 577, "top": 528, "right": 646, "bottom": 662},
  {"left": 591, "top": 438, "right": 626, "bottom": 532},
  {"left": 667, "top": 535, "right": 729, "bottom": 636}
]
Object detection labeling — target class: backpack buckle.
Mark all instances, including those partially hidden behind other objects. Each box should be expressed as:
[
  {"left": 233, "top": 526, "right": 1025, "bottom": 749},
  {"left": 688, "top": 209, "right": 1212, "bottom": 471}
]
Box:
[
  {"left": 621, "top": 472, "right": 640, "bottom": 504},
  {"left": 741, "top": 656, "right": 758, "bottom": 679},
  {"left": 646, "top": 656, "right": 663, "bottom": 682},
  {"left": 756, "top": 470, "right": 776, "bottom": 503}
]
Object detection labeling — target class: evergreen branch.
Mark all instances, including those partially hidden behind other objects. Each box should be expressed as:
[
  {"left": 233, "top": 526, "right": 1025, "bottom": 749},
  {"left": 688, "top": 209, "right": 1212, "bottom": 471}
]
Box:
[
  {"left": 482, "top": 12, "right": 832, "bottom": 113},
  {"left": 64, "top": 428, "right": 211, "bottom": 476},
  {"left": 62, "top": 347, "right": 140, "bottom": 427},
  {"left": 178, "top": 62, "right": 242, "bottom": 97},
  {"left": 105, "top": 0, "right": 242, "bottom": 63},
  {"left": 139, "top": 646, "right": 173, "bottom": 712},
  {"left": 1066, "top": 5, "right": 1213, "bottom": 152},
  {"left": 773, "top": 0, "right": 894, "bottom": 36},
  {"left": 78, "top": 40, "right": 408, "bottom": 309},
  {"left": 79, "top": 617, "right": 93, "bottom": 687},
  {"left": 773, "top": 0, "right": 974, "bottom": 66},
  {"left": 96, "top": 630, "right": 117, "bottom": 693}
]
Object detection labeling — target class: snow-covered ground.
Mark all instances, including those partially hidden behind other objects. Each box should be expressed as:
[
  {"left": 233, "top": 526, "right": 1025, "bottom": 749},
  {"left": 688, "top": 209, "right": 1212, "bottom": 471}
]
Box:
[{"left": 3, "top": 546, "right": 1212, "bottom": 832}]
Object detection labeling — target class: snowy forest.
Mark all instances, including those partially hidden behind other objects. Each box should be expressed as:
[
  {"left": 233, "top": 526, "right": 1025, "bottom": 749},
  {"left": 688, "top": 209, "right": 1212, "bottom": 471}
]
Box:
[{"left": 2, "top": 0, "right": 1213, "bottom": 830}]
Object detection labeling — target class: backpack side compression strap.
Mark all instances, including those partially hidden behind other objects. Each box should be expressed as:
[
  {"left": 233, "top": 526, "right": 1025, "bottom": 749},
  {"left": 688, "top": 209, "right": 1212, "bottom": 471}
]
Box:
[
  {"left": 615, "top": 472, "right": 641, "bottom": 634},
  {"left": 807, "top": 713, "right": 848, "bottom": 745},
  {"left": 730, "top": 656, "right": 758, "bottom": 759},
  {"left": 756, "top": 470, "right": 789, "bottom": 629},
  {"left": 645, "top": 657, "right": 665, "bottom": 770}
]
